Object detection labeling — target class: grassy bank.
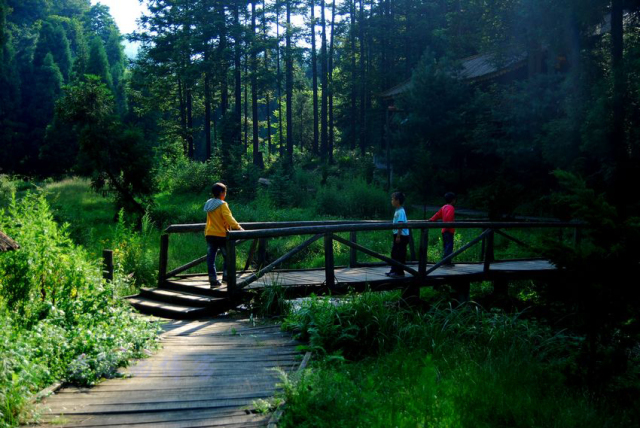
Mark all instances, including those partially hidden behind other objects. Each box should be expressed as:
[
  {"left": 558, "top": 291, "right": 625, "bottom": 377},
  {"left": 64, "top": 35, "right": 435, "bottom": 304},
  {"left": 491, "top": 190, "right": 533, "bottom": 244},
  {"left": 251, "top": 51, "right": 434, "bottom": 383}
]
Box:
[{"left": 277, "top": 292, "right": 639, "bottom": 427}]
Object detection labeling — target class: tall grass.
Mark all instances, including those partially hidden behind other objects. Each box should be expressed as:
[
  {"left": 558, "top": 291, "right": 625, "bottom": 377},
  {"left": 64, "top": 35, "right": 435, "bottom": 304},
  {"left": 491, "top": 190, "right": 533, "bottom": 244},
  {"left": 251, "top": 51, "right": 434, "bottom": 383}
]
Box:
[{"left": 279, "top": 293, "right": 637, "bottom": 427}]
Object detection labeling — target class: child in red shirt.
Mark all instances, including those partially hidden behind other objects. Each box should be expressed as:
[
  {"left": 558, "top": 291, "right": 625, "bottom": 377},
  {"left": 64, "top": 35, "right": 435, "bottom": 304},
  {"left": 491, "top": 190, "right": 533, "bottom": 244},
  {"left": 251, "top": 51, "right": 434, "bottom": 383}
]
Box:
[{"left": 429, "top": 192, "right": 456, "bottom": 266}]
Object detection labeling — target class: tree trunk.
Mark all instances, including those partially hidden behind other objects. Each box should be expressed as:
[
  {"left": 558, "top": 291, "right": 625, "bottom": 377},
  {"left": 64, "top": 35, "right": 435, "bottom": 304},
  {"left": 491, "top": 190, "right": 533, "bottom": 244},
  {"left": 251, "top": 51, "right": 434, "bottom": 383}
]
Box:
[
  {"left": 276, "top": 0, "right": 284, "bottom": 157},
  {"left": 350, "top": 0, "right": 357, "bottom": 151},
  {"left": 610, "top": 0, "right": 627, "bottom": 211},
  {"left": 320, "top": 0, "right": 328, "bottom": 161},
  {"left": 233, "top": 0, "right": 242, "bottom": 142},
  {"left": 286, "top": 0, "right": 293, "bottom": 163},
  {"left": 187, "top": 88, "right": 194, "bottom": 159},
  {"left": 358, "top": 0, "right": 366, "bottom": 156},
  {"left": 177, "top": 76, "right": 188, "bottom": 156},
  {"left": 262, "top": 0, "right": 272, "bottom": 156},
  {"left": 311, "top": 0, "right": 319, "bottom": 155},
  {"left": 204, "top": 65, "right": 212, "bottom": 160},
  {"left": 328, "top": 0, "right": 336, "bottom": 163},
  {"left": 251, "top": 0, "right": 261, "bottom": 167},
  {"left": 244, "top": 48, "right": 249, "bottom": 154},
  {"left": 218, "top": 2, "right": 228, "bottom": 115}
]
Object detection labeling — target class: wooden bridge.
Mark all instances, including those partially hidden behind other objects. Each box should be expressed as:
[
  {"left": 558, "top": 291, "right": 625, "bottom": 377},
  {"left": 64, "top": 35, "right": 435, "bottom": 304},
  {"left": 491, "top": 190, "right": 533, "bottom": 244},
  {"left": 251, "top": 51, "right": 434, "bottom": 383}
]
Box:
[{"left": 128, "top": 220, "right": 582, "bottom": 319}]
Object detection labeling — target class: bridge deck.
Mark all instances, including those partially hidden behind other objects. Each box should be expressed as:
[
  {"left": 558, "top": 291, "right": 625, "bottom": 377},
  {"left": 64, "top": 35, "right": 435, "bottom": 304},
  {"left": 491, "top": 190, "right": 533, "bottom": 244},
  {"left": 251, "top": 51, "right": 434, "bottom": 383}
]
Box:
[
  {"left": 167, "top": 259, "right": 558, "bottom": 294},
  {"left": 36, "top": 318, "right": 302, "bottom": 427}
]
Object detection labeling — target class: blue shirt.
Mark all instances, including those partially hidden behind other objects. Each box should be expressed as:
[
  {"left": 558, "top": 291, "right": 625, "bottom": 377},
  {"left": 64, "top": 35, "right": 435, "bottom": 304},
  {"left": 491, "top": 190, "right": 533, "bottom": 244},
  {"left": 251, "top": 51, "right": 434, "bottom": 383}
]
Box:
[{"left": 393, "top": 207, "right": 409, "bottom": 236}]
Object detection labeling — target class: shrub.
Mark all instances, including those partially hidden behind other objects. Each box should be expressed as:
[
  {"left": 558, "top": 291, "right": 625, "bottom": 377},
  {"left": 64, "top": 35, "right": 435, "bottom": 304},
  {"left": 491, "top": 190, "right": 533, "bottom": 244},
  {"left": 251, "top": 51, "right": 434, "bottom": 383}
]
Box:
[
  {"left": 155, "top": 155, "right": 221, "bottom": 194},
  {"left": 0, "top": 193, "right": 160, "bottom": 427},
  {"left": 112, "top": 209, "right": 157, "bottom": 290},
  {"left": 0, "top": 175, "right": 16, "bottom": 208}
]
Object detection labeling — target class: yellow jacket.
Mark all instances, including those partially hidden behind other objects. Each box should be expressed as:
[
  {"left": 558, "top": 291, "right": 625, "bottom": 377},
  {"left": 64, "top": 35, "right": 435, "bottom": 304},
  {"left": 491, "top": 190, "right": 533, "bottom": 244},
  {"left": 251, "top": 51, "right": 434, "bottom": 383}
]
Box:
[{"left": 204, "top": 199, "right": 241, "bottom": 237}]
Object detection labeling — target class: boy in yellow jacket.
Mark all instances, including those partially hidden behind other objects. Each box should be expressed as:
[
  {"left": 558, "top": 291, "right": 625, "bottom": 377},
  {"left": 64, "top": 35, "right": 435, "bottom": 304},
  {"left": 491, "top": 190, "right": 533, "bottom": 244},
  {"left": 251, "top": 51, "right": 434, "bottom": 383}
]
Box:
[{"left": 204, "top": 183, "right": 244, "bottom": 288}]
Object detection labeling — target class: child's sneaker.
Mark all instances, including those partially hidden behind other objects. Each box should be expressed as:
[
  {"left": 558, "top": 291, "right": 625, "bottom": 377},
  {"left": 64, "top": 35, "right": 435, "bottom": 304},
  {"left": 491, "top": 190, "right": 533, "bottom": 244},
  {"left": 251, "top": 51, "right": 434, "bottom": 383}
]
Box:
[{"left": 210, "top": 280, "right": 222, "bottom": 289}]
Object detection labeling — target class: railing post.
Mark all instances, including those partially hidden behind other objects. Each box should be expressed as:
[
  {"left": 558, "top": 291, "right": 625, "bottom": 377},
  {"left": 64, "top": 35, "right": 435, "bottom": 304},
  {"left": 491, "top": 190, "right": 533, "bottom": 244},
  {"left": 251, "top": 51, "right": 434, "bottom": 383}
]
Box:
[
  {"left": 226, "top": 238, "right": 237, "bottom": 296},
  {"left": 324, "top": 233, "right": 335, "bottom": 288},
  {"left": 257, "top": 238, "right": 267, "bottom": 267},
  {"left": 102, "top": 249, "right": 114, "bottom": 282},
  {"left": 158, "top": 234, "right": 169, "bottom": 287},
  {"left": 418, "top": 228, "right": 428, "bottom": 281},
  {"left": 483, "top": 229, "right": 495, "bottom": 273},
  {"left": 349, "top": 231, "right": 358, "bottom": 268},
  {"left": 408, "top": 229, "right": 416, "bottom": 261}
]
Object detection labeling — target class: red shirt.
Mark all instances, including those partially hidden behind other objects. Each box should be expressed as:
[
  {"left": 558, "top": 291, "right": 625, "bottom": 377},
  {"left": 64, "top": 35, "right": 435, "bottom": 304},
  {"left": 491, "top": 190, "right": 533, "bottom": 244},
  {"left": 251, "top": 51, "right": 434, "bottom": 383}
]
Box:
[{"left": 429, "top": 204, "right": 455, "bottom": 234}]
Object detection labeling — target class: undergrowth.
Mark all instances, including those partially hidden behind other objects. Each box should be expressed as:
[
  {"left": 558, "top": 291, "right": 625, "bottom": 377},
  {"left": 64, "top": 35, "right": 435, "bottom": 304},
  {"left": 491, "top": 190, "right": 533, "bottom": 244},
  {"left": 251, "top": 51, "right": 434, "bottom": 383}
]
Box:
[
  {"left": 278, "top": 292, "right": 638, "bottom": 427},
  {"left": 0, "top": 192, "right": 160, "bottom": 427}
]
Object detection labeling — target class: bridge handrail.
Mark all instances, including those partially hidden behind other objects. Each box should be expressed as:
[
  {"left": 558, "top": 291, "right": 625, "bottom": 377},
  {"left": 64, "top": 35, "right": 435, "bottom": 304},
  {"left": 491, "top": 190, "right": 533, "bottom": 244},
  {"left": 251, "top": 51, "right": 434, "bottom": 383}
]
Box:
[
  {"left": 226, "top": 221, "right": 584, "bottom": 240},
  {"left": 158, "top": 220, "right": 585, "bottom": 295},
  {"left": 163, "top": 219, "right": 582, "bottom": 234}
]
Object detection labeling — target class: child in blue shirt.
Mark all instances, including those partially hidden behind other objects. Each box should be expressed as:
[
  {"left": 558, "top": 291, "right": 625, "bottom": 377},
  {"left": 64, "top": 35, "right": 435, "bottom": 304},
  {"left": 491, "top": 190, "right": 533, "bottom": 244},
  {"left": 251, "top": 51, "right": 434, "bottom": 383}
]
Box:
[{"left": 386, "top": 192, "right": 410, "bottom": 278}]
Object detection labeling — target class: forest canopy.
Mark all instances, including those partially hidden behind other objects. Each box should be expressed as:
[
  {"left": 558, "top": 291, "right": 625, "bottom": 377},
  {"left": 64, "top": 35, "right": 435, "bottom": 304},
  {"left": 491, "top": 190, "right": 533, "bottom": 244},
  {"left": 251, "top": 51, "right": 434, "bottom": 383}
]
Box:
[{"left": 1, "top": 0, "right": 639, "bottom": 216}]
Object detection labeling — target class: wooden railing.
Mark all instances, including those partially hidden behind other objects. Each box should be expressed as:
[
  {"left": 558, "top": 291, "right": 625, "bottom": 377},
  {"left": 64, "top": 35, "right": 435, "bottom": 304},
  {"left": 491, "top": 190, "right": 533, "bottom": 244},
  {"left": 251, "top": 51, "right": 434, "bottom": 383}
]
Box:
[{"left": 158, "top": 220, "right": 584, "bottom": 295}]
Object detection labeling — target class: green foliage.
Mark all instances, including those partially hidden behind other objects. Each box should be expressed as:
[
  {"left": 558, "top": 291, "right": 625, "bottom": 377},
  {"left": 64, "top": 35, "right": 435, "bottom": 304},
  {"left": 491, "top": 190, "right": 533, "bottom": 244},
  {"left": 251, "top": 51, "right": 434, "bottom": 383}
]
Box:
[
  {"left": 541, "top": 171, "right": 640, "bottom": 388},
  {"left": 111, "top": 209, "right": 157, "bottom": 289},
  {"left": 0, "top": 192, "right": 159, "bottom": 426},
  {"left": 280, "top": 293, "right": 637, "bottom": 427},
  {"left": 315, "top": 178, "right": 388, "bottom": 219},
  {"left": 253, "top": 283, "right": 291, "bottom": 318},
  {"left": 0, "top": 174, "right": 15, "bottom": 207},
  {"left": 267, "top": 160, "right": 314, "bottom": 208},
  {"left": 155, "top": 155, "right": 221, "bottom": 195},
  {"left": 86, "top": 36, "right": 112, "bottom": 87},
  {"left": 54, "top": 76, "right": 153, "bottom": 215},
  {"left": 33, "top": 19, "right": 72, "bottom": 81}
]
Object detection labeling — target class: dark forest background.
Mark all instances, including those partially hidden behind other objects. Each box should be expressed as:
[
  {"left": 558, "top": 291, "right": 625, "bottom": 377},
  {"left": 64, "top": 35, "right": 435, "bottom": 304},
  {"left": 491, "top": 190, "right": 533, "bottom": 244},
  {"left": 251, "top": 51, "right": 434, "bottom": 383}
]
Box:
[{"left": 1, "top": 0, "right": 639, "bottom": 217}]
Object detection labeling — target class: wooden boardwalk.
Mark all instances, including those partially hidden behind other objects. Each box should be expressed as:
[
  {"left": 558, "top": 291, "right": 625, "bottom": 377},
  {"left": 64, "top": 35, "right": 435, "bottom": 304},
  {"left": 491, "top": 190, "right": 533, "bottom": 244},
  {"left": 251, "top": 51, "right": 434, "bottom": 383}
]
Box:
[{"left": 35, "top": 318, "right": 302, "bottom": 428}]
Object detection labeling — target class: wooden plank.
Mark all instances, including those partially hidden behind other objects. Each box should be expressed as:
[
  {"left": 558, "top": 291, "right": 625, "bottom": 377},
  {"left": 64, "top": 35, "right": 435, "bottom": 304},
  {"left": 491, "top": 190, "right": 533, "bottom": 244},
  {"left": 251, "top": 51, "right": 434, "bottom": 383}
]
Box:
[
  {"left": 45, "top": 389, "right": 282, "bottom": 404},
  {"left": 41, "top": 411, "right": 269, "bottom": 428},
  {"left": 41, "top": 397, "right": 268, "bottom": 414},
  {"left": 57, "top": 380, "right": 285, "bottom": 393},
  {"left": 237, "top": 234, "right": 323, "bottom": 288}
]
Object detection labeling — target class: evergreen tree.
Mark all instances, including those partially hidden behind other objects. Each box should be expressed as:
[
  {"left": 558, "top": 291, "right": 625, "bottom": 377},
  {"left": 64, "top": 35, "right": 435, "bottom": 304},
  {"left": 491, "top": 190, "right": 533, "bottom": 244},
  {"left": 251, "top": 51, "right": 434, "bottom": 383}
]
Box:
[
  {"left": 33, "top": 53, "right": 63, "bottom": 128},
  {"left": 34, "top": 20, "right": 73, "bottom": 81},
  {"left": 86, "top": 36, "right": 113, "bottom": 87}
]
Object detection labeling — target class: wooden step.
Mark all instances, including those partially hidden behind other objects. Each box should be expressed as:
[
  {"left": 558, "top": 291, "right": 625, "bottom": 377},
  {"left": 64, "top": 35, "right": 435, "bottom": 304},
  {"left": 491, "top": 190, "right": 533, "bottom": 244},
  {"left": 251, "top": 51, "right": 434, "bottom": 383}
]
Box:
[
  {"left": 162, "top": 277, "right": 230, "bottom": 298},
  {"left": 127, "top": 297, "right": 213, "bottom": 320},
  {"left": 140, "top": 288, "right": 221, "bottom": 308}
]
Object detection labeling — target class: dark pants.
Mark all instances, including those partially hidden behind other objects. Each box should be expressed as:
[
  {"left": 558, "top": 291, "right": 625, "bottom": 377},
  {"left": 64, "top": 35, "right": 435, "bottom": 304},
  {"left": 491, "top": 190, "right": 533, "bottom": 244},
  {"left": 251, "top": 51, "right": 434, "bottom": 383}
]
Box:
[
  {"left": 390, "top": 234, "right": 409, "bottom": 274},
  {"left": 442, "top": 231, "right": 454, "bottom": 264},
  {"left": 206, "top": 236, "right": 227, "bottom": 284}
]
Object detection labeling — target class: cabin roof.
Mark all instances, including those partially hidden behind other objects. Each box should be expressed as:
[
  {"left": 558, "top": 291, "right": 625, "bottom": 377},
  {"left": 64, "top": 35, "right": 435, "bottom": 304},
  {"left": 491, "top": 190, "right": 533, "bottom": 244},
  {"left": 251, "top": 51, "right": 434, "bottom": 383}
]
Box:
[
  {"left": 0, "top": 230, "right": 19, "bottom": 252},
  {"left": 379, "top": 51, "right": 527, "bottom": 100}
]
